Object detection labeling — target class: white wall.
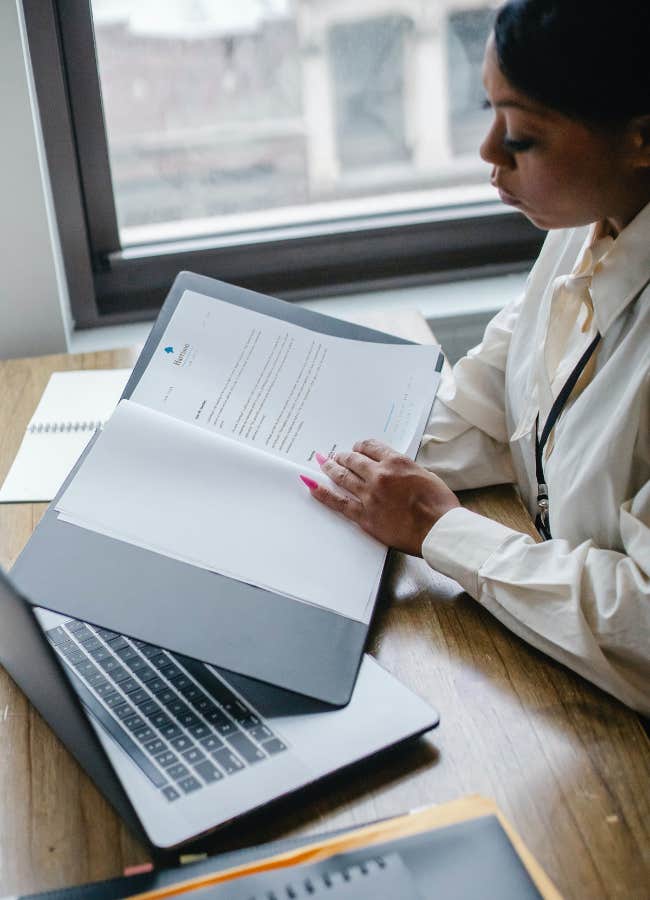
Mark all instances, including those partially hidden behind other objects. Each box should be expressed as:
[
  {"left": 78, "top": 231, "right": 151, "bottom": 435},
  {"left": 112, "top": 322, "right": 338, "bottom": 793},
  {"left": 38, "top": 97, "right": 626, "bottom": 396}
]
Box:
[{"left": 0, "top": 0, "right": 71, "bottom": 360}]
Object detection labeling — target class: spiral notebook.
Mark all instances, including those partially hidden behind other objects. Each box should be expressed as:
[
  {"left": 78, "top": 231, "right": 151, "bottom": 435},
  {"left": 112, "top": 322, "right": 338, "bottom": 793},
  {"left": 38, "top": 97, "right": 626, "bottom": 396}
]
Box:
[{"left": 0, "top": 369, "right": 131, "bottom": 503}]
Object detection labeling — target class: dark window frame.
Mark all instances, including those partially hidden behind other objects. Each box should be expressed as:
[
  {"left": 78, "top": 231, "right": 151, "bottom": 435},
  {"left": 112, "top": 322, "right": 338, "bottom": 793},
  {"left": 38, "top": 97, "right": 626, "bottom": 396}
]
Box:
[{"left": 25, "top": 0, "right": 544, "bottom": 329}]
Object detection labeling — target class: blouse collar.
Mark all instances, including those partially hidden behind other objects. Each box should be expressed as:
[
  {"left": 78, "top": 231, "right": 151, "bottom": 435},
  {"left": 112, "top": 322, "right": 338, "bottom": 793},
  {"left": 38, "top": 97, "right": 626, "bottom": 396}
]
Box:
[{"left": 590, "top": 200, "right": 650, "bottom": 334}]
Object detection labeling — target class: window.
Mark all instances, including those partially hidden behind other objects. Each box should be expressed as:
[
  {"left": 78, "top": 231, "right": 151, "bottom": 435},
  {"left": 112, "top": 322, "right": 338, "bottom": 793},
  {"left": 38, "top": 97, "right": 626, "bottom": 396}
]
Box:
[{"left": 25, "top": 0, "right": 543, "bottom": 325}]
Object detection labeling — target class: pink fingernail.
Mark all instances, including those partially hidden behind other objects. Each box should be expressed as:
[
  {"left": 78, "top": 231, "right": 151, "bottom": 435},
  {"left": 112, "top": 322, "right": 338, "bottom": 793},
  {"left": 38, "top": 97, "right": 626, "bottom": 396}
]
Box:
[
  {"left": 315, "top": 452, "right": 328, "bottom": 465},
  {"left": 300, "top": 475, "right": 319, "bottom": 490}
]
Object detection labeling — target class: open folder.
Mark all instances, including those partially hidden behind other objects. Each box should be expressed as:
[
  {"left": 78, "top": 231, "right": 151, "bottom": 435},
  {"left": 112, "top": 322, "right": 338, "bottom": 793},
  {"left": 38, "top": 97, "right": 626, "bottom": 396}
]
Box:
[{"left": 11, "top": 273, "right": 442, "bottom": 705}]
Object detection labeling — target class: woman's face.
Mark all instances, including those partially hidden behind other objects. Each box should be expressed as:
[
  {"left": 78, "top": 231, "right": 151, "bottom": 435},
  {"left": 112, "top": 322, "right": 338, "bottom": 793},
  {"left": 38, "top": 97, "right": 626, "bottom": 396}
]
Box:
[{"left": 480, "top": 37, "right": 638, "bottom": 232}]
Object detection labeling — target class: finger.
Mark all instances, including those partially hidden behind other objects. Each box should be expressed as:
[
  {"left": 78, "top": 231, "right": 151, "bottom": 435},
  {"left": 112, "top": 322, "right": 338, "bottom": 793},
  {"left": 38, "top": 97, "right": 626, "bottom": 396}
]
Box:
[
  {"left": 320, "top": 457, "right": 364, "bottom": 495},
  {"left": 351, "top": 438, "right": 392, "bottom": 461},
  {"left": 331, "top": 450, "right": 374, "bottom": 481},
  {"left": 300, "top": 476, "right": 363, "bottom": 522}
]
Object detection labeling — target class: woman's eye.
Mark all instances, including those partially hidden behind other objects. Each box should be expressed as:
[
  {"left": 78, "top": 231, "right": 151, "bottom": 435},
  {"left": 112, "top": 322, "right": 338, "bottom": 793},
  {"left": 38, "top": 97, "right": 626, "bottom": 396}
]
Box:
[{"left": 503, "top": 135, "right": 535, "bottom": 153}]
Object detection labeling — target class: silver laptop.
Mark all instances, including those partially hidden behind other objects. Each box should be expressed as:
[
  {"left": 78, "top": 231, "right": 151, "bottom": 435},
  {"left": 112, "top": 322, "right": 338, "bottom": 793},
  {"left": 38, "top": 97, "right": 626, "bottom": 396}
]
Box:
[{"left": 0, "top": 569, "right": 438, "bottom": 848}]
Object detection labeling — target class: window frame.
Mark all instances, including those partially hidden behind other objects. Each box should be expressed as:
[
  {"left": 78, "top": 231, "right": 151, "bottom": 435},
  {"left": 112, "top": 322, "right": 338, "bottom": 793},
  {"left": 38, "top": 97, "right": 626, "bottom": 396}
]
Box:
[{"left": 25, "top": 0, "right": 544, "bottom": 328}]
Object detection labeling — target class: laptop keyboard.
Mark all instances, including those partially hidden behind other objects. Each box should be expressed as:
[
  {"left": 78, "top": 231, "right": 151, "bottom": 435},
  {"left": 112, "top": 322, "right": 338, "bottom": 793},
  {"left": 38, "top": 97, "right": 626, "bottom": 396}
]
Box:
[{"left": 46, "top": 620, "right": 287, "bottom": 802}]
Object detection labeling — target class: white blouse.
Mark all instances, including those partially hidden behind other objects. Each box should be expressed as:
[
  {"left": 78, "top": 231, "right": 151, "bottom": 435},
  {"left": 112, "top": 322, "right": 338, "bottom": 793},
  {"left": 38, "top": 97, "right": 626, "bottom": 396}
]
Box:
[{"left": 418, "top": 201, "right": 650, "bottom": 715}]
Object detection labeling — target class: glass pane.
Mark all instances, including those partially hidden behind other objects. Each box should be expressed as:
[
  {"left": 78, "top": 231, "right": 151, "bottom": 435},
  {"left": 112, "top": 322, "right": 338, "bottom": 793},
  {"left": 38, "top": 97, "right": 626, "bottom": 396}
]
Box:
[{"left": 91, "top": 1, "right": 495, "bottom": 244}]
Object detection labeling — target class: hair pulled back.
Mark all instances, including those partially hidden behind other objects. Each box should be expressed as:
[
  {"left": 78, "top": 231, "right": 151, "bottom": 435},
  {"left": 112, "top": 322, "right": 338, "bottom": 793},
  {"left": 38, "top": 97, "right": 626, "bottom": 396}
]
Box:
[{"left": 494, "top": 0, "right": 650, "bottom": 126}]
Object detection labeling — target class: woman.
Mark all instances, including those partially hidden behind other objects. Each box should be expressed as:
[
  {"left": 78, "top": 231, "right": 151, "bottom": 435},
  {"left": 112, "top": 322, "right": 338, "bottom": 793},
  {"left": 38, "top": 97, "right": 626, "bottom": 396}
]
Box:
[{"left": 302, "top": 0, "right": 650, "bottom": 714}]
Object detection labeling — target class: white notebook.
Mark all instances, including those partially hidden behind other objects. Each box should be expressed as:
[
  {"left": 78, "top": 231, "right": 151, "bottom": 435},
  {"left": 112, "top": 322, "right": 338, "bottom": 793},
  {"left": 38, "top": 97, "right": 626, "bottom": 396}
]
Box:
[{"left": 0, "top": 369, "right": 131, "bottom": 503}]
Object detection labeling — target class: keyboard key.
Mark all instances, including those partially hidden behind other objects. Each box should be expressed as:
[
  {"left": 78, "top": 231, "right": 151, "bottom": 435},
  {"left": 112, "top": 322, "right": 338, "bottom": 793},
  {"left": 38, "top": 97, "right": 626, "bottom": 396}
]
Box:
[
  {"left": 59, "top": 646, "right": 85, "bottom": 664},
  {"left": 223, "top": 698, "right": 251, "bottom": 720},
  {"left": 167, "top": 673, "right": 192, "bottom": 690},
  {"left": 150, "top": 652, "right": 173, "bottom": 670},
  {"left": 135, "top": 662, "right": 157, "bottom": 681},
  {"left": 195, "top": 760, "right": 222, "bottom": 784},
  {"left": 199, "top": 735, "right": 224, "bottom": 752},
  {"left": 119, "top": 677, "right": 141, "bottom": 694},
  {"left": 155, "top": 750, "right": 178, "bottom": 768},
  {"left": 163, "top": 786, "right": 181, "bottom": 802},
  {"left": 70, "top": 624, "right": 93, "bottom": 642},
  {"left": 147, "top": 678, "right": 167, "bottom": 694},
  {"left": 109, "top": 636, "right": 130, "bottom": 651},
  {"left": 65, "top": 620, "right": 87, "bottom": 634},
  {"left": 178, "top": 711, "right": 202, "bottom": 730},
  {"left": 159, "top": 723, "right": 182, "bottom": 740},
  {"left": 248, "top": 724, "right": 273, "bottom": 742},
  {"left": 228, "top": 731, "right": 265, "bottom": 764},
  {"left": 238, "top": 714, "right": 261, "bottom": 729},
  {"left": 85, "top": 669, "right": 107, "bottom": 688},
  {"left": 170, "top": 735, "right": 193, "bottom": 753},
  {"left": 177, "top": 684, "right": 203, "bottom": 703},
  {"left": 181, "top": 747, "right": 206, "bottom": 765},
  {"left": 167, "top": 763, "right": 190, "bottom": 781},
  {"left": 214, "top": 719, "right": 238, "bottom": 738},
  {"left": 123, "top": 714, "right": 146, "bottom": 732},
  {"left": 114, "top": 703, "right": 136, "bottom": 721},
  {"left": 150, "top": 712, "right": 173, "bottom": 731},
  {"left": 212, "top": 747, "right": 244, "bottom": 774},
  {"left": 203, "top": 708, "right": 233, "bottom": 730},
  {"left": 263, "top": 738, "right": 287, "bottom": 755},
  {"left": 144, "top": 737, "right": 166, "bottom": 755},
  {"left": 129, "top": 688, "right": 150, "bottom": 707},
  {"left": 160, "top": 661, "right": 182, "bottom": 680},
  {"left": 74, "top": 659, "right": 99, "bottom": 679},
  {"left": 97, "top": 656, "right": 121, "bottom": 674},
  {"left": 95, "top": 680, "right": 115, "bottom": 699},
  {"left": 94, "top": 627, "right": 118, "bottom": 641},
  {"left": 116, "top": 645, "right": 138, "bottom": 663},
  {"left": 125, "top": 656, "right": 148, "bottom": 674},
  {"left": 139, "top": 645, "right": 161, "bottom": 659},
  {"left": 139, "top": 699, "right": 162, "bottom": 717},
  {"left": 178, "top": 776, "right": 202, "bottom": 794},
  {"left": 157, "top": 688, "right": 177, "bottom": 706},
  {"left": 166, "top": 699, "right": 192, "bottom": 720},
  {"left": 187, "top": 723, "right": 211, "bottom": 740},
  {"left": 110, "top": 665, "right": 130, "bottom": 684},
  {"left": 79, "top": 636, "right": 102, "bottom": 652},
  {"left": 47, "top": 626, "right": 69, "bottom": 645},
  {"left": 134, "top": 726, "right": 156, "bottom": 743},
  {"left": 104, "top": 692, "right": 126, "bottom": 709},
  {"left": 88, "top": 646, "right": 112, "bottom": 663},
  {"left": 191, "top": 696, "right": 218, "bottom": 715}
]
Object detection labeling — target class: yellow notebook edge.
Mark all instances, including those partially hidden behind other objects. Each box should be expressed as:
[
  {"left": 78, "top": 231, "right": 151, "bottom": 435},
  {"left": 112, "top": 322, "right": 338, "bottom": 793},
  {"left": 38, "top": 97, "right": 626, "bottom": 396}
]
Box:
[{"left": 128, "top": 795, "right": 562, "bottom": 900}]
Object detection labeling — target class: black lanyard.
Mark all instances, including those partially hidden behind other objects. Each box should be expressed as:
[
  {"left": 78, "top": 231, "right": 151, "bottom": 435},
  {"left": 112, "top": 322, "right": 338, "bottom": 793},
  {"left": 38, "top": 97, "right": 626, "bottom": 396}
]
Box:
[{"left": 535, "top": 332, "right": 601, "bottom": 540}]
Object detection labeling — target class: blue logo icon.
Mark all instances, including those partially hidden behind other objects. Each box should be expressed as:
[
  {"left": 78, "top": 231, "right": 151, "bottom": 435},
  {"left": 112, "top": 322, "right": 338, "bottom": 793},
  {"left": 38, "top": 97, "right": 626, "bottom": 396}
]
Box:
[{"left": 164, "top": 346, "right": 174, "bottom": 354}]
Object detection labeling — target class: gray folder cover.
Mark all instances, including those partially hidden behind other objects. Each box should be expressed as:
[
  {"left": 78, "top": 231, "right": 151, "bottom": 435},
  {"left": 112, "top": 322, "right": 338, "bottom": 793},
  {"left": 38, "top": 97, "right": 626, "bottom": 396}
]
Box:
[
  {"left": 16, "top": 815, "right": 543, "bottom": 899},
  {"left": 11, "top": 273, "right": 439, "bottom": 706}
]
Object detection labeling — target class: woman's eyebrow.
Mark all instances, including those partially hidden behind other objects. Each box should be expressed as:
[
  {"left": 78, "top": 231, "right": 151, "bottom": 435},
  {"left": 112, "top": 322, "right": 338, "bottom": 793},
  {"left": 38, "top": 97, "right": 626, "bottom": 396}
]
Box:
[{"left": 490, "top": 97, "right": 550, "bottom": 117}]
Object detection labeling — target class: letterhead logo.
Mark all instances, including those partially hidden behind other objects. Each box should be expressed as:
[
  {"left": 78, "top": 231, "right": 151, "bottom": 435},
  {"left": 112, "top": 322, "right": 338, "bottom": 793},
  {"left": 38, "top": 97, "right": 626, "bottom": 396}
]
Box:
[
  {"left": 173, "top": 343, "right": 191, "bottom": 367},
  {"left": 164, "top": 346, "right": 174, "bottom": 354}
]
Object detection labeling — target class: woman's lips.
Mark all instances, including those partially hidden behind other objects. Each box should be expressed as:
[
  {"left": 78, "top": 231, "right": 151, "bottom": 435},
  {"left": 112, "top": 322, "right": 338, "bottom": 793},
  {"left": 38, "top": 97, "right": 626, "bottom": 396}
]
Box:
[{"left": 496, "top": 186, "right": 521, "bottom": 207}]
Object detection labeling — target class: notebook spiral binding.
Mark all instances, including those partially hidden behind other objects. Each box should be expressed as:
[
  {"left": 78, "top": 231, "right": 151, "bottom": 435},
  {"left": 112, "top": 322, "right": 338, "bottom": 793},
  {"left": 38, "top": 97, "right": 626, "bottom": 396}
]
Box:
[
  {"left": 28, "top": 420, "right": 103, "bottom": 434},
  {"left": 264, "top": 856, "right": 387, "bottom": 899}
]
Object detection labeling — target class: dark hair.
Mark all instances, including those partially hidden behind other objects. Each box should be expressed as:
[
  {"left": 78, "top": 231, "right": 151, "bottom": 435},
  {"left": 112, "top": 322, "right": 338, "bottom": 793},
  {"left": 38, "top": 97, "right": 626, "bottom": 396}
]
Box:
[{"left": 494, "top": 0, "right": 650, "bottom": 126}]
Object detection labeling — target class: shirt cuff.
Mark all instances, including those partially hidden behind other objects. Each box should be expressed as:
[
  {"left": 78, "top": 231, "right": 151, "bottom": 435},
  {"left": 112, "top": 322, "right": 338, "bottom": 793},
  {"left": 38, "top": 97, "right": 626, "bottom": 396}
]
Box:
[{"left": 421, "top": 506, "right": 517, "bottom": 598}]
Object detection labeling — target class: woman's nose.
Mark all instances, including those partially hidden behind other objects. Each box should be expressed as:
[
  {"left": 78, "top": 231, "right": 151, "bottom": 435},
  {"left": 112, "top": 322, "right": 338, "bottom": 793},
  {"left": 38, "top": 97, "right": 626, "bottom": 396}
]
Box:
[{"left": 479, "top": 123, "right": 513, "bottom": 169}]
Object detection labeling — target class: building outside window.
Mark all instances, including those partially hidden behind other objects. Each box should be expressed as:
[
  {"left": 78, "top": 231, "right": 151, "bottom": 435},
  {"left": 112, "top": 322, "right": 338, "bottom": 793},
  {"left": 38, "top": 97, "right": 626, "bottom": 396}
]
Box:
[{"left": 91, "top": 0, "right": 497, "bottom": 245}]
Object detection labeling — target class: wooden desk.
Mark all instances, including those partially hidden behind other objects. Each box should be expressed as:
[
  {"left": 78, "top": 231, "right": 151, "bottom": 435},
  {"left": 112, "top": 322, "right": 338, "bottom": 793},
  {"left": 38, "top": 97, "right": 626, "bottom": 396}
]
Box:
[{"left": 1, "top": 320, "right": 648, "bottom": 900}]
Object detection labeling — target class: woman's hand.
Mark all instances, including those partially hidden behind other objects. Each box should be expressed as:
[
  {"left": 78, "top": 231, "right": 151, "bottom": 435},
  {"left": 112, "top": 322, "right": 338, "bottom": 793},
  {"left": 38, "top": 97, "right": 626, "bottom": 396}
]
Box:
[{"left": 302, "top": 438, "right": 460, "bottom": 557}]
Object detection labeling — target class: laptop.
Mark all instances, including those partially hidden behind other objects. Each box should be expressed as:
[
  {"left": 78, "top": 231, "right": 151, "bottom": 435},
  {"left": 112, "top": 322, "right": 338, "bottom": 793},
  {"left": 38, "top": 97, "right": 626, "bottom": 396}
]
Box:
[{"left": 0, "top": 568, "right": 439, "bottom": 848}]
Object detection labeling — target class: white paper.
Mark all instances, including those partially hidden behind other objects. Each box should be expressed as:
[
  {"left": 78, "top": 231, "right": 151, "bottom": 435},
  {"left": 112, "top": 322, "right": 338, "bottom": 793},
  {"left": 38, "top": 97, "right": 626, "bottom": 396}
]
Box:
[
  {"left": 0, "top": 369, "right": 131, "bottom": 503},
  {"left": 57, "top": 400, "right": 386, "bottom": 623},
  {"left": 131, "top": 290, "right": 441, "bottom": 464}
]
